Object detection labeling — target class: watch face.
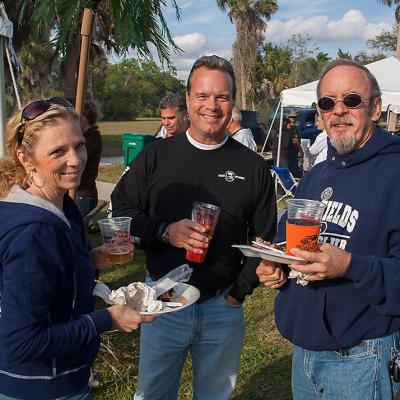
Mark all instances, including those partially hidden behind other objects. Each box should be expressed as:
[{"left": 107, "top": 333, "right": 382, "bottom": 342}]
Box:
[{"left": 162, "top": 229, "right": 169, "bottom": 243}]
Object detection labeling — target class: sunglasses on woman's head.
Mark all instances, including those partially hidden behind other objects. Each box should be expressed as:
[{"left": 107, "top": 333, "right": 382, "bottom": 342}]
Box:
[
  {"left": 18, "top": 97, "right": 73, "bottom": 144},
  {"left": 21, "top": 97, "right": 72, "bottom": 122},
  {"left": 317, "top": 93, "right": 367, "bottom": 112}
]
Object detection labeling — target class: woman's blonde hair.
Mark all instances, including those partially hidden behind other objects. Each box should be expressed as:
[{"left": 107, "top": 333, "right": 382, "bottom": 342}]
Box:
[{"left": 0, "top": 102, "right": 79, "bottom": 199}]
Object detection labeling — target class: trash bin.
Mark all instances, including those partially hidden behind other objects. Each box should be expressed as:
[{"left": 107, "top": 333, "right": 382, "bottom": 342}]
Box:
[{"left": 122, "top": 133, "right": 154, "bottom": 166}]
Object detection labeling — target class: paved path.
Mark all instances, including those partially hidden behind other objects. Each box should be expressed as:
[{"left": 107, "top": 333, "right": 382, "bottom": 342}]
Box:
[{"left": 96, "top": 181, "right": 116, "bottom": 201}]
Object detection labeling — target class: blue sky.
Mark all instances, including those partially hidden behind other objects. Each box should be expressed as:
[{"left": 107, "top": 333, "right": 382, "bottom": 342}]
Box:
[{"left": 151, "top": 0, "right": 396, "bottom": 80}]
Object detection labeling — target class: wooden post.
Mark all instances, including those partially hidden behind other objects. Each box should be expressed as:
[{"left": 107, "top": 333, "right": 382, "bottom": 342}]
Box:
[
  {"left": 388, "top": 110, "right": 398, "bottom": 133},
  {"left": 75, "top": 8, "right": 95, "bottom": 117},
  {"left": 69, "top": 8, "right": 95, "bottom": 199}
]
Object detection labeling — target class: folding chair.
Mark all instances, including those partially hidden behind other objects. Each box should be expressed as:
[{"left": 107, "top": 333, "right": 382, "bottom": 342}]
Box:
[{"left": 270, "top": 166, "right": 299, "bottom": 203}]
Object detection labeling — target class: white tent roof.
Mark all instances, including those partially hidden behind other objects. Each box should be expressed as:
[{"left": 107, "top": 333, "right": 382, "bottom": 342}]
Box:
[{"left": 281, "top": 56, "right": 400, "bottom": 113}]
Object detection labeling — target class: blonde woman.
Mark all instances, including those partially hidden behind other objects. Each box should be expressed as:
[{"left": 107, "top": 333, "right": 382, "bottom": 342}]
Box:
[{"left": 0, "top": 99, "right": 153, "bottom": 400}]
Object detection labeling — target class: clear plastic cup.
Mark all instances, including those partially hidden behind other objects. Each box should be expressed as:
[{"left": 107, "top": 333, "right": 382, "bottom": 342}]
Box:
[
  {"left": 186, "top": 202, "right": 221, "bottom": 263},
  {"left": 286, "top": 199, "right": 326, "bottom": 256},
  {"left": 97, "top": 217, "right": 133, "bottom": 265}
]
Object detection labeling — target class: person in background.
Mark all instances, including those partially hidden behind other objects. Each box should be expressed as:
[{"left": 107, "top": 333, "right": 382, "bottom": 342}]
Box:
[
  {"left": 155, "top": 93, "right": 189, "bottom": 139},
  {"left": 0, "top": 99, "right": 154, "bottom": 400},
  {"left": 272, "top": 117, "right": 290, "bottom": 167},
  {"left": 256, "top": 59, "right": 400, "bottom": 399},
  {"left": 287, "top": 111, "right": 303, "bottom": 177},
  {"left": 308, "top": 114, "right": 328, "bottom": 166},
  {"left": 75, "top": 101, "right": 103, "bottom": 232},
  {"left": 111, "top": 55, "right": 276, "bottom": 400},
  {"left": 226, "top": 107, "right": 257, "bottom": 151}
]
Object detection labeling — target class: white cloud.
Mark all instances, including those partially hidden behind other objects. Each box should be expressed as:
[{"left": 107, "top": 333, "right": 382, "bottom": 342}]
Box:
[
  {"left": 276, "top": 0, "right": 336, "bottom": 20},
  {"left": 171, "top": 32, "right": 232, "bottom": 81},
  {"left": 264, "top": 9, "right": 391, "bottom": 44}
]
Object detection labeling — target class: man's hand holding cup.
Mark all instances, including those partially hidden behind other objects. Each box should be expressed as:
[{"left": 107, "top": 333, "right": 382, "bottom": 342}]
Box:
[{"left": 167, "top": 219, "right": 209, "bottom": 254}]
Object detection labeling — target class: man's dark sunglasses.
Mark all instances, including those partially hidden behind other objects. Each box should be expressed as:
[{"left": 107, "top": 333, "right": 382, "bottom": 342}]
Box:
[
  {"left": 18, "top": 97, "right": 73, "bottom": 144},
  {"left": 21, "top": 97, "right": 73, "bottom": 122},
  {"left": 317, "top": 93, "right": 366, "bottom": 112}
]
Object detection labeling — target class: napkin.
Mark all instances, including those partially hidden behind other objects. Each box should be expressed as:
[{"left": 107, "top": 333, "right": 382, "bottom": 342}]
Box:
[{"left": 288, "top": 270, "right": 311, "bottom": 286}]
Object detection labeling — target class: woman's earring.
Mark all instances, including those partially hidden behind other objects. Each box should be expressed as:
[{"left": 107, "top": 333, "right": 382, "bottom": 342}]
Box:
[
  {"left": 31, "top": 171, "right": 45, "bottom": 189},
  {"left": 27, "top": 169, "right": 33, "bottom": 185}
]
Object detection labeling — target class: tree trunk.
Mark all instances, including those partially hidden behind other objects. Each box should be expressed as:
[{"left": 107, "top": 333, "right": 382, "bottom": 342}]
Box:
[
  {"left": 63, "top": 34, "right": 80, "bottom": 97},
  {"left": 240, "top": 63, "right": 247, "bottom": 110},
  {"left": 86, "top": 70, "right": 94, "bottom": 101},
  {"left": 396, "top": 23, "right": 400, "bottom": 60},
  {"left": 396, "top": 7, "right": 400, "bottom": 60}
]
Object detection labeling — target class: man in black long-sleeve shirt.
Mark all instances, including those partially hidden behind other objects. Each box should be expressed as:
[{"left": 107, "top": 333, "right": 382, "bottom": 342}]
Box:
[{"left": 111, "top": 55, "right": 276, "bottom": 400}]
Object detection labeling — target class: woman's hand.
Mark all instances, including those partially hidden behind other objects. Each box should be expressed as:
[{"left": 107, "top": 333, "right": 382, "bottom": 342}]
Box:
[
  {"left": 107, "top": 304, "right": 156, "bottom": 332},
  {"left": 256, "top": 260, "right": 287, "bottom": 289}
]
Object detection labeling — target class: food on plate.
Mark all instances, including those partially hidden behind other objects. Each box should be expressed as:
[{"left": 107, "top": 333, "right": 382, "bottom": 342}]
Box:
[
  {"left": 253, "top": 237, "right": 286, "bottom": 252},
  {"left": 106, "top": 283, "right": 188, "bottom": 312},
  {"left": 157, "top": 288, "right": 187, "bottom": 306},
  {"left": 93, "top": 273, "right": 196, "bottom": 313},
  {"left": 157, "top": 289, "right": 174, "bottom": 302},
  {"left": 109, "top": 282, "right": 163, "bottom": 313}
]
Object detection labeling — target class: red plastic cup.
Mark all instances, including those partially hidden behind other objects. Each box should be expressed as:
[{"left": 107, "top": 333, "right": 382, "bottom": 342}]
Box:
[
  {"left": 186, "top": 202, "right": 221, "bottom": 264},
  {"left": 186, "top": 251, "right": 206, "bottom": 263}
]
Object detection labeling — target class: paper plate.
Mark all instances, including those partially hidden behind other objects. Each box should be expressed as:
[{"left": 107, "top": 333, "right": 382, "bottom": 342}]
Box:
[
  {"left": 232, "top": 244, "right": 307, "bottom": 265},
  {"left": 140, "top": 283, "right": 200, "bottom": 315}
]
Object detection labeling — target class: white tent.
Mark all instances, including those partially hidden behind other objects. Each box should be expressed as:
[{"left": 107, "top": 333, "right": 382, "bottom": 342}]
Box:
[
  {"left": 272, "top": 56, "right": 400, "bottom": 166},
  {"left": 281, "top": 56, "right": 400, "bottom": 113}
]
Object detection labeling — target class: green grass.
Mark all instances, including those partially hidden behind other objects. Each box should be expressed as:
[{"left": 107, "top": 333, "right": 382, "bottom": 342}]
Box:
[
  {"left": 89, "top": 215, "right": 292, "bottom": 400},
  {"left": 98, "top": 164, "right": 124, "bottom": 183},
  {"left": 98, "top": 120, "right": 161, "bottom": 136},
  {"left": 101, "top": 135, "right": 123, "bottom": 157}
]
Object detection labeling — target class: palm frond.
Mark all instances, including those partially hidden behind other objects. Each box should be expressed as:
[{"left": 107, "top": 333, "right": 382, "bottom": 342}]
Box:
[
  {"left": 56, "top": 0, "right": 82, "bottom": 54},
  {"left": 376, "top": 0, "right": 400, "bottom": 6},
  {"left": 22, "top": 0, "right": 181, "bottom": 65},
  {"left": 110, "top": 0, "right": 181, "bottom": 65}
]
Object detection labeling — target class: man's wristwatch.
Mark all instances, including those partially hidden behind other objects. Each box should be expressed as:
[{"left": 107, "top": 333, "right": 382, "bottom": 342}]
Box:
[{"left": 161, "top": 225, "right": 170, "bottom": 244}]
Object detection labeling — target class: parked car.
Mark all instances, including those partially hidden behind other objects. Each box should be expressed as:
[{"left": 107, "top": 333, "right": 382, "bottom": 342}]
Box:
[{"left": 295, "top": 108, "right": 321, "bottom": 143}]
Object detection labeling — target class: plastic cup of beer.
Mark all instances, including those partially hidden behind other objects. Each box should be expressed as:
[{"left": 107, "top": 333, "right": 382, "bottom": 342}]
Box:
[
  {"left": 186, "top": 202, "right": 221, "bottom": 263},
  {"left": 97, "top": 217, "right": 133, "bottom": 265},
  {"left": 286, "top": 199, "right": 326, "bottom": 256}
]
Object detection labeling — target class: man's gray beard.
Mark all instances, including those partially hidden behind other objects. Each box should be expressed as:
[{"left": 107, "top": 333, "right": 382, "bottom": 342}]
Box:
[{"left": 329, "top": 134, "right": 356, "bottom": 155}]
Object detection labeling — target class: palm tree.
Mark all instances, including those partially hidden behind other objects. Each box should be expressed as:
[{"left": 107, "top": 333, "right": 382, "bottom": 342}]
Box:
[
  {"left": 316, "top": 52, "right": 330, "bottom": 68},
  {"left": 257, "top": 43, "right": 292, "bottom": 97},
  {"left": 19, "top": 0, "right": 181, "bottom": 96},
  {"left": 217, "top": 0, "right": 278, "bottom": 109},
  {"left": 376, "top": 0, "right": 400, "bottom": 58}
]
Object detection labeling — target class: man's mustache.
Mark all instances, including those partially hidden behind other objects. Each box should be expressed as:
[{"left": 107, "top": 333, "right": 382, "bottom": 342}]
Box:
[{"left": 329, "top": 118, "right": 355, "bottom": 128}]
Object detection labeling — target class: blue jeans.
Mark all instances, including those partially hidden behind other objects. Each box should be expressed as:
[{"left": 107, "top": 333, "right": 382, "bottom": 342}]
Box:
[
  {"left": 292, "top": 332, "right": 400, "bottom": 400},
  {"left": 133, "top": 291, "right": 245, "bottom": 400},
  {"left": 75, "top": 197, "right": 97, "bottom": 218},
  {"left": 0, "top": 385, "right": 91, "bottom": 400}
]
